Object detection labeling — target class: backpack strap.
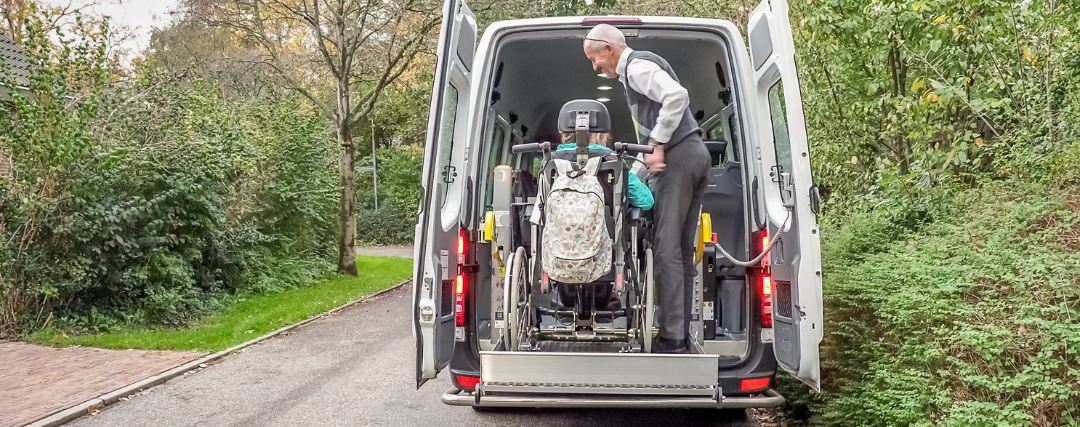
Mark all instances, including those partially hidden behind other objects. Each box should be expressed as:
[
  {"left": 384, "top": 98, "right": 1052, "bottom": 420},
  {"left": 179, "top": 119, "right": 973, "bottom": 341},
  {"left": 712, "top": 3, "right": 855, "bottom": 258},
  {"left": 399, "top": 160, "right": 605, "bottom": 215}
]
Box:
[
  {"left": 530, "top": 169, "right": 547, "bottom": 226},
  {"left": 557, "top": 158, "right": 589, "bottom": 179},
  {"left": 583, "top": 156, "right": 602, "bottom": 176},
  {"left": 553, "top": 158, "right": 573, "bottom": 175}
]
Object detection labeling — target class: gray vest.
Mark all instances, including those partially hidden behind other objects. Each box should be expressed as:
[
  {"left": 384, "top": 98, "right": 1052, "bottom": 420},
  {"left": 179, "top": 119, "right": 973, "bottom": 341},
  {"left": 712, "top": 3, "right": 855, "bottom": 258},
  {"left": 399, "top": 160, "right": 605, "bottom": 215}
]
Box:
[{"left": 623, "top": 50, "right": 701, "bottom": 148}]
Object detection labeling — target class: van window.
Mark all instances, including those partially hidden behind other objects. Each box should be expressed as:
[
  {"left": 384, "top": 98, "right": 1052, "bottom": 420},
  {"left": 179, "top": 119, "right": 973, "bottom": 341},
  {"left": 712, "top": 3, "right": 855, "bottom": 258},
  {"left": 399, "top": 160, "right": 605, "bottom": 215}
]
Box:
[
  {"left": 531, "top": 155, "right": 542, "bottom": 177},
  {"left": 437, "top": 84, "right": 461, "bottom": 206},
  {"left": 483, "top": 125, "right": 507, "bottom": 211},
  {"left": 706, "top": 116, "right": 742, "bottom": 163},
  {"left": 707, "top": 124, "right": 724, "bottom": 141},
  {"left": 766, "top": 81, "right": 792, "bottom": 174}
]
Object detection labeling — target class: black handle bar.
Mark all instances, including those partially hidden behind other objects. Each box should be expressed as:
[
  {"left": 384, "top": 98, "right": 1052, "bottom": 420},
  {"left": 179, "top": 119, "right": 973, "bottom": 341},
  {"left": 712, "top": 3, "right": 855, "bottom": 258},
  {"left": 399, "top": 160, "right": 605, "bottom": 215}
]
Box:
[
  {"left": 614, "top": 142, "right": 654, "bottom": 154},
  {"left": 512, "top": 142, "right": 550, "bottom": 154}
]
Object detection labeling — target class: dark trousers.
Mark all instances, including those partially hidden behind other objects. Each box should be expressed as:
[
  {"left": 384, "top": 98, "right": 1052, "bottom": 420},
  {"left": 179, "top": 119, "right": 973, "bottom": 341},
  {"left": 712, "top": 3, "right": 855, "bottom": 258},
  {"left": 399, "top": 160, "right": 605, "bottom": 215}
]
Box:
[{"left": 648, "top": 135, "right": 710, "bottom": 341}]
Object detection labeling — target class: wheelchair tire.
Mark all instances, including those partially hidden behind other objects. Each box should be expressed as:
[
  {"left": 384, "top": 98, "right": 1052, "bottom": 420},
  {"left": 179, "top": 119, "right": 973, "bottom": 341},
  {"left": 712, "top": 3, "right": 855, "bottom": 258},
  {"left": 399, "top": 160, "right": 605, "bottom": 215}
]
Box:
[
  {"left": 505, "top": 246, "right": 531, "bottom": 351},
  {"left": 643, "top": 248, "right": 655, "bottom": 353}
]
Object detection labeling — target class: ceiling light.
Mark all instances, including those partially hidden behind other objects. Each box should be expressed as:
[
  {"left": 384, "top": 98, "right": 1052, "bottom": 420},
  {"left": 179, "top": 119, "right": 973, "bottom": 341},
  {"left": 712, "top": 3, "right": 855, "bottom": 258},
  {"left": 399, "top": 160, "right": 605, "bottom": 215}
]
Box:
[
  {"left": 597, "top": 73, "right": 607, "bottom": 78},
  {"left": 597, "top": 98, "right": 610, "bottom": 102},
  {"left": 598, "top": 86, "right": 612, "bottom": 90}
]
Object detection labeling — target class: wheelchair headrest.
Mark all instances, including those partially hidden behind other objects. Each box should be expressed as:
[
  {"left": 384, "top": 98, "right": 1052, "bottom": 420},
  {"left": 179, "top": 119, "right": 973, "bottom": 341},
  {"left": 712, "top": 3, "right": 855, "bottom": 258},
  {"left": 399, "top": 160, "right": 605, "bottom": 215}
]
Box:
[{"left": 558, "top": 99, "right": 611, "bottom": 133}]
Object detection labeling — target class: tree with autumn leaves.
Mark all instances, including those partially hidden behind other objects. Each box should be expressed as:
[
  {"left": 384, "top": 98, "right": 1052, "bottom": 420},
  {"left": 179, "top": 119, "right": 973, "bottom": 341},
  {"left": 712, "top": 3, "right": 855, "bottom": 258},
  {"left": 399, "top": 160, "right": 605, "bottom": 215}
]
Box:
[{"left": 171, "top": 0, "right": 440, "bottom": 275}]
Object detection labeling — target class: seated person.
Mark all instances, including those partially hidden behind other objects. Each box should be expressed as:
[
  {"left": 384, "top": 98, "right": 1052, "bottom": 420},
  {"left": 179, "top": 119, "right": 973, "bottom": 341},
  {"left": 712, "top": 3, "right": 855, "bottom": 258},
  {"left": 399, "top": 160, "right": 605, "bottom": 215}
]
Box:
[
  {"left": 550, "top": 132, "right": 648, "bottom": 314},
  {"left": 552, "top": 132, "right": 654, "bottom": 210}
]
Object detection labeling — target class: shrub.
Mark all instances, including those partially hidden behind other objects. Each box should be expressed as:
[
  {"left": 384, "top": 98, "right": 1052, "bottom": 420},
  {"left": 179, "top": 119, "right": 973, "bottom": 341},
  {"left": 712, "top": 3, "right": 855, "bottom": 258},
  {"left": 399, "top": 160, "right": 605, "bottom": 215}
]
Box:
[
  {"left": 0, "top": 17, "right": 340, "bottom": 334},
  {"left": 798, "top": 180, "right": 1080, "bottom": 426},
  {"left": 356, "top": 145, "right": 423, "bottom": 246}
]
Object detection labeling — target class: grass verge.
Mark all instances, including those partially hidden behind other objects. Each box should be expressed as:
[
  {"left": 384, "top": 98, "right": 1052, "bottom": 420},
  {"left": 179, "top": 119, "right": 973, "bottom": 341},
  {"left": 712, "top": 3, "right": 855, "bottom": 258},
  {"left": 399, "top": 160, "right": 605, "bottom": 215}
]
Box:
[{"left": 27, "top": 255, "right": 412, "bottom": 352}]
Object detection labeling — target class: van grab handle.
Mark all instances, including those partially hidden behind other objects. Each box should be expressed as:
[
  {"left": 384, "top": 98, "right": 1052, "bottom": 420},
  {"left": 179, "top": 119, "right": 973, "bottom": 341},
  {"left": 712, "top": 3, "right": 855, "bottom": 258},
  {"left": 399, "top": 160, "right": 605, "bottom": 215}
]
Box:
[
  {"left": 614, "top": 142, "right": 654, "bottom": 154},
  {"left": 512, "top": 142, "right": 550, "bottom": 154}
]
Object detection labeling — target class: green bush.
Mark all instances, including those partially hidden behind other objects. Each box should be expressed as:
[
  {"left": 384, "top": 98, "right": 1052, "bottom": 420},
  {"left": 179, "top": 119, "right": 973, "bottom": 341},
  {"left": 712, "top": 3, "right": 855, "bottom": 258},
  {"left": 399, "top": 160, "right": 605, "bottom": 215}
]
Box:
[
  {"left": 1049, "top": 138, "right": 1080, "bottom": 187},
  {"left": 56, "top": 80, "right": 339, "bottom": 331},
  {"left": 794, "top": 180, "right": 1080, "bottom": 426},
  {"left": 0, "top": 8, "right": 340, "bottom": 335},
  {"left": 356, "top": 145, "right": 423, "bottom": 246}
]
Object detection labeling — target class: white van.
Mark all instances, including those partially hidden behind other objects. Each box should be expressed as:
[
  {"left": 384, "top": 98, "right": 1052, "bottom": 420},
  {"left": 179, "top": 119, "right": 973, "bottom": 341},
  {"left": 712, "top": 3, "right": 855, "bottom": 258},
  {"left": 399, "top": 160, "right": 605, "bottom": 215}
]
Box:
[{"left": 413, "top": 0, "right": 823, "bottom": 409}]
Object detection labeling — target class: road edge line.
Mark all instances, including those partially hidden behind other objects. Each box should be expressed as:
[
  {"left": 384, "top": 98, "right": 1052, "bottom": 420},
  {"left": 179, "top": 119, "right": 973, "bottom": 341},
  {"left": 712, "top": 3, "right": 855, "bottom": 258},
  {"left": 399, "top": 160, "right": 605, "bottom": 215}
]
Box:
[{"left": 25, "top": 279, "right": 412, "bottom": 427}]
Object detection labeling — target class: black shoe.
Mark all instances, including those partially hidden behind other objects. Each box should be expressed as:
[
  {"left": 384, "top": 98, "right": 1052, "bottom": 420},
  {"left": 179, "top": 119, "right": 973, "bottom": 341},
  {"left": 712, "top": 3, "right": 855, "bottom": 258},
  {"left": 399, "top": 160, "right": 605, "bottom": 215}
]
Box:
[{"left": 651, "top": 335, "right": 689, "bottom": 354}]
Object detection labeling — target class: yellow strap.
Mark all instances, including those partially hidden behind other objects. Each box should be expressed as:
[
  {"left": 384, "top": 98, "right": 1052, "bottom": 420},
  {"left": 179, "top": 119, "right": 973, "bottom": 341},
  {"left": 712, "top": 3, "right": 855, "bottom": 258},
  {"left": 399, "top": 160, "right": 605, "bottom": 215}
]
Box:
[
  {"left": 484, "top": 211, "right": 505, "bottom": 276},
  {"left": 695, "top": 213, "right": 712, "bottom": 265},
  {"left": 493, "top": 247, "right": 506, "bottom": 277}
]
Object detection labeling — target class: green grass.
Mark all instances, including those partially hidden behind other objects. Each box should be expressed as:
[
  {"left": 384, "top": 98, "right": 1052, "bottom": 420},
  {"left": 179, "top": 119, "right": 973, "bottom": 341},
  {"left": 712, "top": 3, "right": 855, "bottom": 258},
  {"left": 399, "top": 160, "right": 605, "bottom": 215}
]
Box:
[{"left": 27, "top": 256, "right": 413, "bottom": 352}]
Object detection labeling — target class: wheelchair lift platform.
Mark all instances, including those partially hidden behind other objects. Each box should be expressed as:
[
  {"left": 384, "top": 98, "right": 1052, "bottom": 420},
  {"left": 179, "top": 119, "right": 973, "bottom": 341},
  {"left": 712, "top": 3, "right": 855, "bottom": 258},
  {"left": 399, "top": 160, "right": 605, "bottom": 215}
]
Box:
[
  {"left": 440, "top": 350, "right": 784, "bottom": 408},
  {"left": 439, "top": 345, "right": 786, "bottom": 408},
  {"left": 479, "top": 351, "right": 717, "bottom": 396}
]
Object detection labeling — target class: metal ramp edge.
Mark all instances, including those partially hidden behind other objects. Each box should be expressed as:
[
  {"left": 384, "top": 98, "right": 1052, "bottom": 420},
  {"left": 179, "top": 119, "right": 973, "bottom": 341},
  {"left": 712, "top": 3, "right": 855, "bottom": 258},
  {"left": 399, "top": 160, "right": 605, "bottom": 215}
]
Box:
[{"left": 479, "top": 351, "right": 719, "bottom": 396}]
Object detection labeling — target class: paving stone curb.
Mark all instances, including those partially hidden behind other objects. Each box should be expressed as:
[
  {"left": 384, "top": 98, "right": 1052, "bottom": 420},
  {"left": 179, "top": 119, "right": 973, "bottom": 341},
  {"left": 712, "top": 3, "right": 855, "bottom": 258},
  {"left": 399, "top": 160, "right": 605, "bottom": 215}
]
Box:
[{"left": 24, "top": 279, "right": 412, "bottom": 427}]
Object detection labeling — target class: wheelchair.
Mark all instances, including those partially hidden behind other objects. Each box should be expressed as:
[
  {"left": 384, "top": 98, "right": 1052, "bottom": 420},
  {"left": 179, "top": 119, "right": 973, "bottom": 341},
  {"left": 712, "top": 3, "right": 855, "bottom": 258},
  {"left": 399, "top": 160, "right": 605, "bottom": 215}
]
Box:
[{"left": 500, "top": 100, "right": 657, "bottom": 353}]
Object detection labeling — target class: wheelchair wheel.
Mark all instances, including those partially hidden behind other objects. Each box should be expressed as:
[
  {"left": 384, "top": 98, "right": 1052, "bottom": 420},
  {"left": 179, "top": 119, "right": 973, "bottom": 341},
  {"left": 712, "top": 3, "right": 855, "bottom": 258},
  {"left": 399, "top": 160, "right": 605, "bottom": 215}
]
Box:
[
  {"left": 642, "top": 248, "right": 655, "bottom": 352},
  {"left": 505, "top": 246, "right": 533, "bottom": 351}
]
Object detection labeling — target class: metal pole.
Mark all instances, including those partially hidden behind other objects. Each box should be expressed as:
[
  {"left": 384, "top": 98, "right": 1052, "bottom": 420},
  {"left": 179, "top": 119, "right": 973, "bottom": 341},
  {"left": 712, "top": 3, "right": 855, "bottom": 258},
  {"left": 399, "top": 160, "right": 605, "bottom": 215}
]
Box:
[{"left": 372, "top": 116, "right": 379, "bottom": 212}]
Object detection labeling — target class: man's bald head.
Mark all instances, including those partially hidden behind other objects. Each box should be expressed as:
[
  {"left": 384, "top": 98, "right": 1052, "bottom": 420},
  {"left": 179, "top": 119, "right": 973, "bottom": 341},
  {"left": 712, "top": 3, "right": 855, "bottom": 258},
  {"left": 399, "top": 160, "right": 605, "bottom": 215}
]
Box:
[
  {"left": 584, "top": 24, "right": 627, "bottom": 53},
  {"left": 583, "top": 24, "right": 626, "bottom": 80}
]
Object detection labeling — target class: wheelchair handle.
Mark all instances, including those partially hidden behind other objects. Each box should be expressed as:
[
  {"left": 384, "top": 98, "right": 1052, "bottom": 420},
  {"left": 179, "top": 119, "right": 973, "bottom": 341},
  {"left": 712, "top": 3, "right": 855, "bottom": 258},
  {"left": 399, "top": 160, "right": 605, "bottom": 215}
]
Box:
[
  {"left": 614, "top": 142, "right": 654, "bottom": 154},
  {"left": 512, "top": 142, "right": 550, "bottom": 154}
]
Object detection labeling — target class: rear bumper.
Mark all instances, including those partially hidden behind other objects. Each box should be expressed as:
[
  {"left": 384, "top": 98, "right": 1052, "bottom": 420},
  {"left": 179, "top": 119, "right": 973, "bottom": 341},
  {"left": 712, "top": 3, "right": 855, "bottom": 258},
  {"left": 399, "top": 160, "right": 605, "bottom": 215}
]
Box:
[{"left": 440, "top": 388, "right": 785, "bottom": 409}]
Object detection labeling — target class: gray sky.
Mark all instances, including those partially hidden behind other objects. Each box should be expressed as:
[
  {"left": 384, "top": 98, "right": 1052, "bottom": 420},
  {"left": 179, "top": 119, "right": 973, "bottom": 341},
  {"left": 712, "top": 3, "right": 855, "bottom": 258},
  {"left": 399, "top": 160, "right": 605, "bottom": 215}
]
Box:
[{"left": 42, "top": 0, "right": 178, "bottom": 58}]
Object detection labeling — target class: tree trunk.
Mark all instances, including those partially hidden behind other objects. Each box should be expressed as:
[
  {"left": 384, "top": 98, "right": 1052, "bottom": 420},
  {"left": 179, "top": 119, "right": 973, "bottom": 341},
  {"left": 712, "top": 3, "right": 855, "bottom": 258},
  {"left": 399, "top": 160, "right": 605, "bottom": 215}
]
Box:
[
  {"left": 333, "top": 0, "right": 357, "bottom": 277},
  {"left": 337, "top": 87, "right": 358, "bottom": 276}
]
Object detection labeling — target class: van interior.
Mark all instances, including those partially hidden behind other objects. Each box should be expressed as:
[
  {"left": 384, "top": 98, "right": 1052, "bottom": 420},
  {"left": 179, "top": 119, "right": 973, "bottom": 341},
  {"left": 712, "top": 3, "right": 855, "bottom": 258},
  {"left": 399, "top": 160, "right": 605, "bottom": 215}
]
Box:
[{"left": 470, "top": 28, "right": 757, "bottom": 366}]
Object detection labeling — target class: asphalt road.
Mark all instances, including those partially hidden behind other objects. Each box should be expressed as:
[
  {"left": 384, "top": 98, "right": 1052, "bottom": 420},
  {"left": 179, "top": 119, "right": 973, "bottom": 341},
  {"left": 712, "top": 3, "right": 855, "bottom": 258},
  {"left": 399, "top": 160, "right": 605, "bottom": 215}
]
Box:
[
  {"left": 356, "top": 246, "right": 415, "bottom": 258},
  {"left": 69, "top": 285, "right": 756, "bottom": 427}
]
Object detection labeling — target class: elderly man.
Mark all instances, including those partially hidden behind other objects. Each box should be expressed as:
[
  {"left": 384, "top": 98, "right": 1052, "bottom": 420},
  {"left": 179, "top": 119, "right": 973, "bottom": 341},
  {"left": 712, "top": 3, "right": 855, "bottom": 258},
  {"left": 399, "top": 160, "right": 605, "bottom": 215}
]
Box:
[{"left": 583, "top": 24, "right": 710, "bottom": 354}]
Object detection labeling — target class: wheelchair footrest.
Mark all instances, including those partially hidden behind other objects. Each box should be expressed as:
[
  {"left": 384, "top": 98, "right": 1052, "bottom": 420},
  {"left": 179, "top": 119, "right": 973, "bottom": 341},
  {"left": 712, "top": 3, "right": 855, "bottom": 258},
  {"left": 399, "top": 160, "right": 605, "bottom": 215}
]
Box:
[{"left": 479, "top": 351, "right": 719, "bottom": 396}]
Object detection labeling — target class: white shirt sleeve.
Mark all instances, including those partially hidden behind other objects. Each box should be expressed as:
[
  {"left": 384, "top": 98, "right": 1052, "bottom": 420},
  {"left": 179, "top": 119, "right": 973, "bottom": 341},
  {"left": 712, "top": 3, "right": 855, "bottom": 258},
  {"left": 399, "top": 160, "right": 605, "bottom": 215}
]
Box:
[{"left": 625, "top": 58, "right": 690, "bottom": 144}]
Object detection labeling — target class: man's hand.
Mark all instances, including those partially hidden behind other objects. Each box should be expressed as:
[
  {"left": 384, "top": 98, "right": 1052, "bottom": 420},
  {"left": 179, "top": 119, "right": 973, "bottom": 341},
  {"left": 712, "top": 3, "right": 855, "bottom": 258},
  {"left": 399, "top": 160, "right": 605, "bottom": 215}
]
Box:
[{"left": 644, "top": 142, "right": 666, "bottom": 172}]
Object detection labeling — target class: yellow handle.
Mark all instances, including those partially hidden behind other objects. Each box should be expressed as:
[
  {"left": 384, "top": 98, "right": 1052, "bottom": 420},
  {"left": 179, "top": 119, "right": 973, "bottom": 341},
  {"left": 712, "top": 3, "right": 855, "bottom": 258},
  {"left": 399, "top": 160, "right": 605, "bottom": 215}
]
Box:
[
  {"left": 695, "top": 213, "right": 712, "bottom": 265},
  {"left": 483, "top": 211, "right": 495, "bottom": 242}
]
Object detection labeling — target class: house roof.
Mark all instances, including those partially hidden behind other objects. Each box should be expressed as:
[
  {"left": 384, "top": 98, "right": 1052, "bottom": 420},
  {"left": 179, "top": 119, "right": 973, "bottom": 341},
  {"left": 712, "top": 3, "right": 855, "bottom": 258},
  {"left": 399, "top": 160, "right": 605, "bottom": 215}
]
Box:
[{"left": 0, "top": 32, "right": 30, "bottom": 87}]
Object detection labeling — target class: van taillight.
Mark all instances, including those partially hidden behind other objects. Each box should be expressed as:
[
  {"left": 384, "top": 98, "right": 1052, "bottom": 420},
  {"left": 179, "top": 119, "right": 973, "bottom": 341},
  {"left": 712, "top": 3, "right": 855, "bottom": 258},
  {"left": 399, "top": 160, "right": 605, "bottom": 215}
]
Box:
[
  {"left": 582, "top": 17, "right": 642, "bottom": 25},
  {"left": 759, "top": 227, "right": 772, "bottom": 328},
  {"left": 761, "top": 274, "right": 772, "bottom": 328},
  {"left": 455, "top": 229, "right": 468, "bottom": 327},
  {"left": 455, "top": 374, "right": 480, "bottom": 389},
  {"left": 760, "top": 228, "right": 769, "bottom": 267},
  {"left": 455, "top": 273, "right": 466, "bottom": 327},
  {"left": 740, "top": 377, "right": 770, "bottom": 392},
  {"left": 457, "top": 229, "right": 466, "bottom": 263}
]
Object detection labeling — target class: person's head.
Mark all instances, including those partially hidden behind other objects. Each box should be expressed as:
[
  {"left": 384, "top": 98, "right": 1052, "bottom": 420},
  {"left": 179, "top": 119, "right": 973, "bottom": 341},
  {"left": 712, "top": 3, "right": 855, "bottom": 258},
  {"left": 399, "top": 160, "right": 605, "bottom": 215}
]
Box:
[
  {"left": 560, "top": 132, "right": 611, "bottom": 148},
  {"left": 590, "top": 132, "right": 611, "bottom": 147},
  {"left": 583, "top": 24, "right": 626, "bottom": 80}
]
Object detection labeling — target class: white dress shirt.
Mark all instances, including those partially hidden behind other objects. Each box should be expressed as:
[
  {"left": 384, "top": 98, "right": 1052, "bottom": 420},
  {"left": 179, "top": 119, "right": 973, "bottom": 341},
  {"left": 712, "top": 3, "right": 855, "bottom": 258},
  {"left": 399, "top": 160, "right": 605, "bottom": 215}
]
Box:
[{"left": 615, "top": 47, "right": 691, "bottom": 145}]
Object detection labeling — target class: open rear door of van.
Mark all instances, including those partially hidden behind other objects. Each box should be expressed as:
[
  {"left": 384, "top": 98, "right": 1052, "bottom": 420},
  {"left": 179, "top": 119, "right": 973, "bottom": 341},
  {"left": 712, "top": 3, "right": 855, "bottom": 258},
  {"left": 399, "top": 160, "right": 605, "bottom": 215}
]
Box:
[
  {"left": 414, "top": 0, "right": 476, "bottom": 389},
  {"left": 746, "top": 0, "right": 824, "bottom": 390}
]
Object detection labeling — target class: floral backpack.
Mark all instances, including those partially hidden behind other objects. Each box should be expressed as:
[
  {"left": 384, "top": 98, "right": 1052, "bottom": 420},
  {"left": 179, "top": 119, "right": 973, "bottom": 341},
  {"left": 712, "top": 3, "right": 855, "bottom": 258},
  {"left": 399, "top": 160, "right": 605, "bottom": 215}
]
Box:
[{"left": 539, "top": 156, "right": 612, "bottom": 283}]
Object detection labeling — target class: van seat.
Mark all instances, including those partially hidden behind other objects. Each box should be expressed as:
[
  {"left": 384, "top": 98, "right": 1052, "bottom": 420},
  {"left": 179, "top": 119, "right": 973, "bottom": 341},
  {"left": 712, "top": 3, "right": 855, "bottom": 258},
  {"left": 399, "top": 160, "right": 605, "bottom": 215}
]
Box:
[{"left": 702, "top": 140, "right": 745, "bottom": 268}]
